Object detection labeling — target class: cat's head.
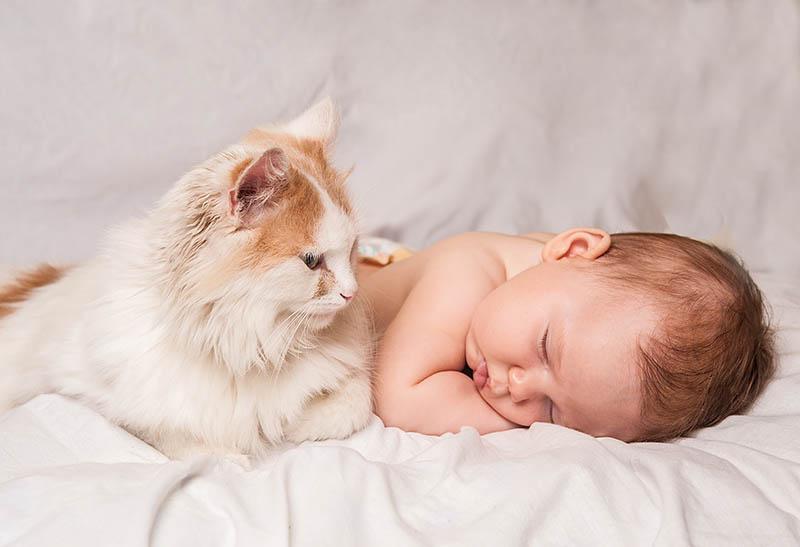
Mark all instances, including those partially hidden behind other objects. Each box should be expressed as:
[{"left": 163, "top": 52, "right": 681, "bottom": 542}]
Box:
[{"left": 153, "top": 98, "right": 361, "bottom": 365}]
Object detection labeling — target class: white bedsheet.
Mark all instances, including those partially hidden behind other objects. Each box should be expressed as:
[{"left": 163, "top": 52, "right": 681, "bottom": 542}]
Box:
[
  {"left": 1, "top": 277, "right": 799, "bottom": 546},
  {"left": 1, "top": 279, "right": 798, "bottom": 545},
  {"left": 2, "top": 1, "right": 800, "bottom": 545}
]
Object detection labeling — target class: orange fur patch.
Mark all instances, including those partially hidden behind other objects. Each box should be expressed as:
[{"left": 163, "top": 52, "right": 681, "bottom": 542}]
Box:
[
  {"left": 242, "top": 168, "right": 325, "bottom": 267},
  {"left": 234, "top": 129, "right": 357, "bottom": 270},
  {"left": 241, "top": 130, "right": 353, "bottom": 215},
  {"left": 0, "top": 264, "right": 68, "bottom": 319},
  {"left": 315, "top": 269, "right": 336, "bottom": 298}
]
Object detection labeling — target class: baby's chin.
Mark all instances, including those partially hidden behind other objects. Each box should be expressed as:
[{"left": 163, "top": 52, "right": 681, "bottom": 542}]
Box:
[{"left": 480, "top": 392, "right": 534, "bottom": 427}]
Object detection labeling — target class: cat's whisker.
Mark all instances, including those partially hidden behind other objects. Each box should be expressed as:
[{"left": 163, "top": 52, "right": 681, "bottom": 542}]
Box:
[
  {"left": 271, "top": 306, "right": 309, "bottom": 375},
  {"left": 269, "top": 308, "right": 305, "bottom": 358},
  {"left": 284, "top": 306, "right": 313, "bottom": 361}
]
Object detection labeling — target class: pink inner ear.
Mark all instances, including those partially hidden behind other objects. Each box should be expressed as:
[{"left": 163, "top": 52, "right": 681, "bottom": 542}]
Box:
[
  {"left": 229, "top": 188, "right": 238, "bottom": 217},
  {"left": 231, "top": 148, "right": 288, "bottom": 221}
]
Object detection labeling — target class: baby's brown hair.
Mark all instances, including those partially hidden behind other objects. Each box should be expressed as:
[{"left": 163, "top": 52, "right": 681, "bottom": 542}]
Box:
[{"left": 594, "top": 233, "right": 775, "bottom": 441}]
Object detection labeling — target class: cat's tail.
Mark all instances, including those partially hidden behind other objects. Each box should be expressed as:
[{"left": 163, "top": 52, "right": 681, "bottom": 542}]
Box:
[
  {"left": 0, "top": 264, "right": 68, "bottom": 411},
  {"left": 0, "top": 264, "right": 68, "bottom": 320}
]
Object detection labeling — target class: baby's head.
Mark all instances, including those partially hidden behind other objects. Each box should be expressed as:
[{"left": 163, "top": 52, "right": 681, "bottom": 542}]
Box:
[
  {"left": 591, "top": 232, "right": 775, "bottom": 441},
  {"left": 467, "top": 228, "right": 775, "bottom": 442}
]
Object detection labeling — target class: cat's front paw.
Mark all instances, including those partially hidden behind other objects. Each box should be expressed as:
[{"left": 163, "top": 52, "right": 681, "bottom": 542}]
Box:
[
  {"left": 153, "top": 434, "right": 253, "bottom": 469},
  {"left": 285, "top": 409, "right": 369, "bottom": 444},
  {"left": 284, "top": 376, "right": 372, "bottom": 444},
  {"left": 222, "top": 452, "right": 252, "bottom": 470}
]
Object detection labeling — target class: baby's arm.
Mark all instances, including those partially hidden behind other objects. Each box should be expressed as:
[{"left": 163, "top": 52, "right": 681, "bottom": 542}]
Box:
[{"left": 372, "top": 237, "right": 518, "bottom": 435}]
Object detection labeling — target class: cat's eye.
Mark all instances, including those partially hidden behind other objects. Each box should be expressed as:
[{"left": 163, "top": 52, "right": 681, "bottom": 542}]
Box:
[{"left": 302, "top": 253, "right": 321, "bottom": 270}]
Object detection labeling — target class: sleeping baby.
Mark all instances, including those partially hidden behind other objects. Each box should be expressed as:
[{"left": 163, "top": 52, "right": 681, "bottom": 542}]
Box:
[{"left": 359, "top": 228, "right": 775, "bottom": 442}]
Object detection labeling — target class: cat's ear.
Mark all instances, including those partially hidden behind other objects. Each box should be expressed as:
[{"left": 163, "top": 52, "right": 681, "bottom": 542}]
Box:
[
  {"left": 228, "top": 148, "right": 288, "bottom": 225},
  {"left": 283, "top": 97, "right": 340, "bottom": 146}
]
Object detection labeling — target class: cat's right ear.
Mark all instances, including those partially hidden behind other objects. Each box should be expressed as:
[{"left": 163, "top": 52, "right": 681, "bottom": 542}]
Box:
[
  {"left": 228, "top": 148, "right": 288, "bottom": 226},
  {"left": 283, "top": 97, "right": 340, "bottom": 147}
]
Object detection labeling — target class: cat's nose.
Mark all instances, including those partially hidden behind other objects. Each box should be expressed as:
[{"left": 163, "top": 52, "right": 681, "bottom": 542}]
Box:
[{"left": 340, "top": 277, "right": 358, "bottom": 302}]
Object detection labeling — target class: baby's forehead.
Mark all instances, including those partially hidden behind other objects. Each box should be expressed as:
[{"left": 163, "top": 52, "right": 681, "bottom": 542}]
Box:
[
  {"left": 582, "top": 266, "right": 673, "bottom": 314},
  {"left": 558, "top": 290, "right": 650, "bottom": 363}
]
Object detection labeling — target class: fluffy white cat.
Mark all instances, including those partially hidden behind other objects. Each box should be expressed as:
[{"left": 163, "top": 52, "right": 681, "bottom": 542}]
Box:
[{"left": 0, "top": 99, "right": 374, "bottom": 465}]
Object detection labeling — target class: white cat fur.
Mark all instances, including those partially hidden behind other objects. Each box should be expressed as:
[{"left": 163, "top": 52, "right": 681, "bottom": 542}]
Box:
[{"left": 0, "top": 99, "right": 374, "bottom": 464}]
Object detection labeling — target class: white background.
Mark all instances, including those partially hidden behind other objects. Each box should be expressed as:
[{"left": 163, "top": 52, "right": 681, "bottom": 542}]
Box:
[{"left": 1, "top": 2, "right": 798, "bottom": 278}]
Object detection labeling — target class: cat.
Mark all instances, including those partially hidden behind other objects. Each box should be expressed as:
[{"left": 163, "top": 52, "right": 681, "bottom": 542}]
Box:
[{"left": 0, "top": 98, "right": 374, "bottom": 465}]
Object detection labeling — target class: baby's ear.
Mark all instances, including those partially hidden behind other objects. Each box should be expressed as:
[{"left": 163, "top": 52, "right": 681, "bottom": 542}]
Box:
[
  {"left": 542, "top": 228, "right": 611, "bottom": 262},
  {"left": 282, "top": 97, "right": 340, "bottom": 147},
  {"left": 228, "top": 148, "right": 288, "bottom": 226}
]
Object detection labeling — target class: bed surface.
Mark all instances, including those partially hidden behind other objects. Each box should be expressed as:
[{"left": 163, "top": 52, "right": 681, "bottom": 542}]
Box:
[{"left": 1, "top": 1, "right": 799, "bottom": 545}]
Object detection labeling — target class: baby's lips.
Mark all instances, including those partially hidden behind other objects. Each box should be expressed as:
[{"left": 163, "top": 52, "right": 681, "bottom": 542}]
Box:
[{"left": 473, "top": 359, "right": 488, "bottom": 390}]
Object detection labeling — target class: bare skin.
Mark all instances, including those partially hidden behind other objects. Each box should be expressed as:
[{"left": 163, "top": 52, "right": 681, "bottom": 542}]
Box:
[{"left": 360, "top": 229, "right": 649, "bottom": 441}]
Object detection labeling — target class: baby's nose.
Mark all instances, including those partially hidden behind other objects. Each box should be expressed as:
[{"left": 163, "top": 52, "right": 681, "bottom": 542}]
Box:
[
  {"left": 509, "top": 366, "right": 526, "bottom": 385},
  {"left": 508, "top": 366, "right": 533, "bottom": 403}
]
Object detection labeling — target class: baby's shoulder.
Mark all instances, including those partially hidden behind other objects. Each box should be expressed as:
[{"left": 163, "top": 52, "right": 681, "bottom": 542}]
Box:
[
  {"left": 519, "top": 231, "right": 555, "bottom": 244},
  {"left": 423, "top": 231, "right": 545, "bottom": 283},
  {"left": 419, "top": 232, "right": 510, "bottom": 285}
]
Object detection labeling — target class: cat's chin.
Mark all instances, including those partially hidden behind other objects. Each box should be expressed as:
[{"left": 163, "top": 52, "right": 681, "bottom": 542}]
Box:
[{"left": 305, "top": 310, "right": 339, "bottom": 330}]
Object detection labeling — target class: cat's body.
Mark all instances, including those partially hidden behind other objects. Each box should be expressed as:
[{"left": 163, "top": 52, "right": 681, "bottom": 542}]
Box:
[{"left": 0, "top": 99, "right": 374, "bottom": 463}]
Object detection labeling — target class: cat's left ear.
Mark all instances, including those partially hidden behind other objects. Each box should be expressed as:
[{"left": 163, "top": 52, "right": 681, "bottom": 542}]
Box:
[
  {"left": 283, "top": 97, "right": 340, "bottom": 146},
  {"left": 228, "top": 148, "right": 288, "bottom": 226}
]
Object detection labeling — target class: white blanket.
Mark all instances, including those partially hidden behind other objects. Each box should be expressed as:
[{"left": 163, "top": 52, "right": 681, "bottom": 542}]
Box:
[
  {"left": 2, "top": 275, "right": 798, "bottom": 545},
  {"left": 2, "top": 1, "right": 800, "bottom": 545}
]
